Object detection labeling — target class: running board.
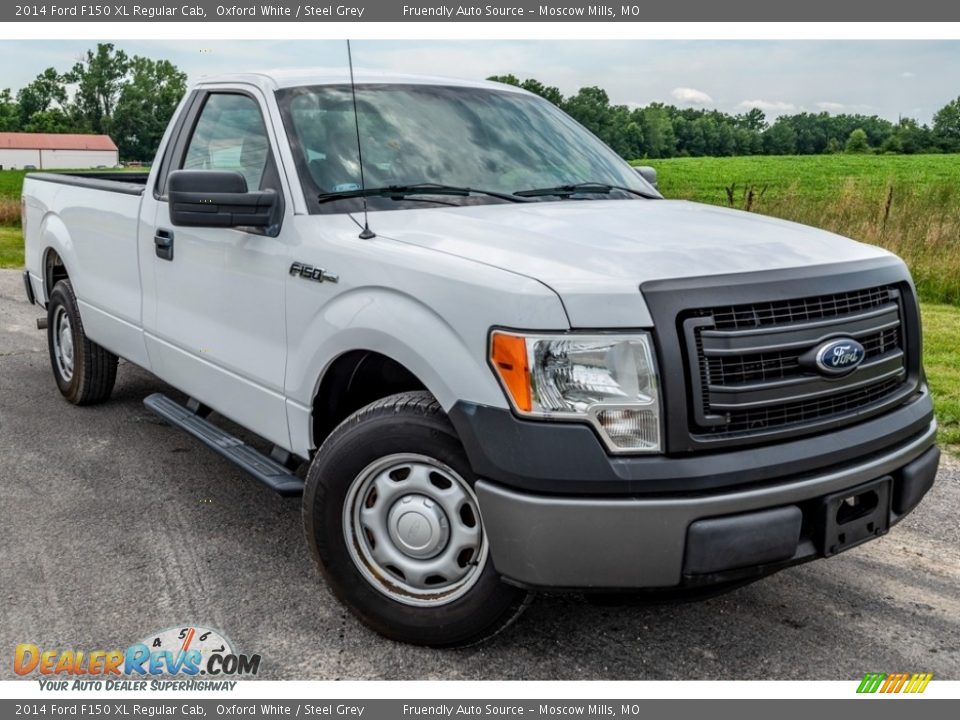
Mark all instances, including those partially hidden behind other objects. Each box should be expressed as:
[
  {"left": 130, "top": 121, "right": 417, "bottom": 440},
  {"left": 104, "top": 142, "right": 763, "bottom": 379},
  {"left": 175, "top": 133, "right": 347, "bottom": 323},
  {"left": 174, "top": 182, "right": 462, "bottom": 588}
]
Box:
[{"left": 143, "top": 393, "right": 304, "bottom": 497}]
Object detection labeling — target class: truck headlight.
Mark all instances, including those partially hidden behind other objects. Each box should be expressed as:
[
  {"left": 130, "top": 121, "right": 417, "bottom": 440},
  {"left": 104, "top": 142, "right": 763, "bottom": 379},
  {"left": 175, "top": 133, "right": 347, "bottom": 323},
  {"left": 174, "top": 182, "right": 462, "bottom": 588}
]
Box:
[{"left": 490, "top": 331, "right": 662, "bottom": 453}]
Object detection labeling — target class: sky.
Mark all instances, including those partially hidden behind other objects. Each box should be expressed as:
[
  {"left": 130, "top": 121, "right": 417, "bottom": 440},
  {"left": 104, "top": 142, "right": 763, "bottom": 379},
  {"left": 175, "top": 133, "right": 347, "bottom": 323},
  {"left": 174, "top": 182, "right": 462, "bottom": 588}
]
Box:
[{"left": 0, "top": 39, "right": 957, "bottom": 123}]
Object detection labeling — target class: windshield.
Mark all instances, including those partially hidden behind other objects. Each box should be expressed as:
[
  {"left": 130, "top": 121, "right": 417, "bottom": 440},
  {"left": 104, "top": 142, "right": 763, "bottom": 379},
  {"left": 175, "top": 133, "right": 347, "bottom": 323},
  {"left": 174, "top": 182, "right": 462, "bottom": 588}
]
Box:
[{"left": 276, "top": 83, "right": 658, "bottom": 213}]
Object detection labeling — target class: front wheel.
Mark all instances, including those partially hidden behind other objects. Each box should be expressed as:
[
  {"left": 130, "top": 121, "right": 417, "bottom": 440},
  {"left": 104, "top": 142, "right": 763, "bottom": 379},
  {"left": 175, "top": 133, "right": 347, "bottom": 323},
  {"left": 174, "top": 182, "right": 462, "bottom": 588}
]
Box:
[{"left": 302, "top": 391, "right": 530, "bottom": 647}]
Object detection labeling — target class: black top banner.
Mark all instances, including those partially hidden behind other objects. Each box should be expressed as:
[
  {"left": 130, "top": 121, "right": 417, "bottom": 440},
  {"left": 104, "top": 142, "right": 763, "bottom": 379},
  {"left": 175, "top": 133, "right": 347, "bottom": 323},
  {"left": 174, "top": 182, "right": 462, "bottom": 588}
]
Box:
[{"left": 6, "top": 0, "right": 960, "bottom": 22}]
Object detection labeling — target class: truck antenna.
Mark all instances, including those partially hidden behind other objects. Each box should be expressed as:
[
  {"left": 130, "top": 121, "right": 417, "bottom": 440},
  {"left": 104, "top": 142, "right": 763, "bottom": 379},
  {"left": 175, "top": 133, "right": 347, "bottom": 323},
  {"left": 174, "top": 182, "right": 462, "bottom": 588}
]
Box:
[{"left": 347, "top": 39, "right": 375, "bottom": 239}]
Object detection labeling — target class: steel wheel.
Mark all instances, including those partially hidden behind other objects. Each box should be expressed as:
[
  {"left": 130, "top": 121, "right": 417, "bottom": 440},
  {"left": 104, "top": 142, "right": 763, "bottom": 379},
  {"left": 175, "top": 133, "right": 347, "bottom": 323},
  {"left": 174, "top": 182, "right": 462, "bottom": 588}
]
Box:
[
  {"left": 52, "top": 305, "right": 75, "bottom": 382},
  {"left": 343, "top": 453, "right": 488, "bottom": 607}
]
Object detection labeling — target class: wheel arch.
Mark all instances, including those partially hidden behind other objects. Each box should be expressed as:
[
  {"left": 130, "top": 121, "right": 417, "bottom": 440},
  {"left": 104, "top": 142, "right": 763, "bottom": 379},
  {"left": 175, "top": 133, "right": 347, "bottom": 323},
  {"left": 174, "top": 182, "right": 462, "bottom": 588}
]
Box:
[
  {"left": 36, "top": 211, "right": 77, "bottom": 305},
  {"left": 43, "top": 247, "right": 70, "bottom": 303},
  {"left": 311, "top": 348, "right": 430, "bottom": 448}
]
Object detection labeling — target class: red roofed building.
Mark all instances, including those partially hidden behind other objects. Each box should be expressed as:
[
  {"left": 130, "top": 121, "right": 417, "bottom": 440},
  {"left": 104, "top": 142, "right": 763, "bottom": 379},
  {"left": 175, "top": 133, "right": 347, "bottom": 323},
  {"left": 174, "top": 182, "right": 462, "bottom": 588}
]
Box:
[{"left": 0, "top": 133, "right": 119, "bottom": 170}]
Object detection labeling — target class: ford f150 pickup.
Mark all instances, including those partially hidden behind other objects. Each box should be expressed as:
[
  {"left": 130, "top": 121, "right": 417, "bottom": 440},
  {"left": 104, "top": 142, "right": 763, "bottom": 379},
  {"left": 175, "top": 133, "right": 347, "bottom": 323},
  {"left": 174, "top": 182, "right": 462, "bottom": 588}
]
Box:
[{"left": 22, "top": 69, "right": 939, "bottom": 646}]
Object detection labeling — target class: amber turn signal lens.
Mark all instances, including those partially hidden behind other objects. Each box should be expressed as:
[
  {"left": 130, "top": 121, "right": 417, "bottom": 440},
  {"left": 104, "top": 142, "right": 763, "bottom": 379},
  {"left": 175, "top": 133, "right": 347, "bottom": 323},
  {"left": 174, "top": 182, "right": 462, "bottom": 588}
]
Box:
[{"left": 490, "top": 332, "right": 532, "bottom": 412}]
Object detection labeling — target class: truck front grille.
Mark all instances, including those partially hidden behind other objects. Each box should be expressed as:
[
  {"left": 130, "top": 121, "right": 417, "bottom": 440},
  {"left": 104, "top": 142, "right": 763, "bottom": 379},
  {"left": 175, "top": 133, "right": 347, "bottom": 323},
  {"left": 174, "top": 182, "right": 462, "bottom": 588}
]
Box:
[
  {"left": 706, "top": 286, "right": 893, "bottom": 330},
  {"left": 682, "top": 285, "right": 912, "bottom": 440}
]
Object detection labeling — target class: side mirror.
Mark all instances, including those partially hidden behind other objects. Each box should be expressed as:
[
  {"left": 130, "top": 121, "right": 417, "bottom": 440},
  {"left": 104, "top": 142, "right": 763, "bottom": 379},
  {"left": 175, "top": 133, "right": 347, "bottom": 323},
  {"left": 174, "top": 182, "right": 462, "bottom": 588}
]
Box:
[
  {"left": 168, "top": 170, "right": 275, "bottom": 228},
  {"left": 635, "top": 166, "right": 658, "bottom": 189}
]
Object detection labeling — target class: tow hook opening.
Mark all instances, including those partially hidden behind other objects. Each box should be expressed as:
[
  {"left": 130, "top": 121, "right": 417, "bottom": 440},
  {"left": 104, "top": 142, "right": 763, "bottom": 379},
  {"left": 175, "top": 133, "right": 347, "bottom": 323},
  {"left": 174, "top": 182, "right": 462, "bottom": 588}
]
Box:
[{"left": 837, "top": 490, "right": 879, "bottom": 528}]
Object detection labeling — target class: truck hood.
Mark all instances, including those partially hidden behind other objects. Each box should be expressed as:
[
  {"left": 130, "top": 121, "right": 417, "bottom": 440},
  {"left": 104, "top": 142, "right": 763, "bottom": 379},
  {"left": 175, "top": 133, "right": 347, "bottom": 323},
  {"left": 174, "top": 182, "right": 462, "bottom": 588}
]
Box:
[{"left": 373, "top": 199, "right": 894, "bottom": 327}]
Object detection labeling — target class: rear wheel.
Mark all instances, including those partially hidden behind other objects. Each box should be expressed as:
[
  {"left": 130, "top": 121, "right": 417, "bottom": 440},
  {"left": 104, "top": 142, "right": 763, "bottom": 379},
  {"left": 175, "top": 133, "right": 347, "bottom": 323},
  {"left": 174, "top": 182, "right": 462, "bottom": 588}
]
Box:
[
  {"left": 303, "top": 391, "right": 531, "bottom": 646},
  {"left": 47, "top": 280, "right": 118, "bottom": 405}
]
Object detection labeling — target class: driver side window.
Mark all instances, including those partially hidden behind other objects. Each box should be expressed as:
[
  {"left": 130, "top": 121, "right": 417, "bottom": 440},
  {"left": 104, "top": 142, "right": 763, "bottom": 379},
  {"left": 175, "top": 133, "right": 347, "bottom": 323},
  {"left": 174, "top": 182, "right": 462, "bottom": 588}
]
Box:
[{"left": 182, "top": 93, "right": 271, "bottom": 192}]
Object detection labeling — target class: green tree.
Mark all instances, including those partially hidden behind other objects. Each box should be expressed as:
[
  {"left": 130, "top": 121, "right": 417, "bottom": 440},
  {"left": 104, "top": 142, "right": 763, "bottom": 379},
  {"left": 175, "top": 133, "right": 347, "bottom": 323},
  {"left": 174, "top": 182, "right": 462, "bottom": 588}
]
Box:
[
  {"left": 933, "top": 96, "right": 960, "bottom": 151},
  {"left": 487, "top": 75, "right": 564, "bottom": 107},
  {"left": 0, "top": 89, "right": 19, "bottom": 131},
  {"left": 562, "top": 86, "right": 612, "bottom": 137},
  {"left": 486, "top": 74, "right": 521, "bottom": 88},
  {"left": 763, "top": 119, "right": 797, "bottom": 154},
  {"left": 638, "top": 104, "right": 676, "bottom": 158},
  {"left": 22, "top": 109, "right": 73, "bottom": 133},
  {"left": 845, "top": 127, "right": 871, "bottom": 153},
  {"left": 605, "top": 104, "right": 643, "bottom": 158},
  {"left": 17, "top": 67, "right": 67, "bottom": 127},
  {"left": 111, "top": 56, "right": 187, "bottom": 161},
  {"left": 64, "top": 43, "right": 130, "bottom": 134},
  {"left": 735, "top": 108, "right": 767, "bottom": 132},
  {"left": 892, "top": 118, "right": 933, "bottom": 154},
  {"left": 519, "top": 79, "right": 564, "bottom": 107},
  {"left": 791, "top": 113, "right": 829, "bottom": 154}
]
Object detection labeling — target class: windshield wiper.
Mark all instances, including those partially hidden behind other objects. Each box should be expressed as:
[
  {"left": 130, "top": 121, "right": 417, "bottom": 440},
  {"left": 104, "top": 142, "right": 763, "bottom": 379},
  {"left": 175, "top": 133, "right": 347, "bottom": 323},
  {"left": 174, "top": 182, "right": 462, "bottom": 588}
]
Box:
[
  {"left": 317, "top": 183, "right": 530, "bottom": 204},
  {"left": 513, "top": 182, "right": 658, "bottom": 200}
]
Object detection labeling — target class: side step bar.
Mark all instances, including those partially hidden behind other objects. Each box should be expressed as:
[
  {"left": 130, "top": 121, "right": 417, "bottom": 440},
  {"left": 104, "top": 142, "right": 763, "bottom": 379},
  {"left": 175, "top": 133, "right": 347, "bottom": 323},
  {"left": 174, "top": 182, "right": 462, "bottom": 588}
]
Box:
[{"left": 143, "top": 393, "right": 304, "bottom": 497}]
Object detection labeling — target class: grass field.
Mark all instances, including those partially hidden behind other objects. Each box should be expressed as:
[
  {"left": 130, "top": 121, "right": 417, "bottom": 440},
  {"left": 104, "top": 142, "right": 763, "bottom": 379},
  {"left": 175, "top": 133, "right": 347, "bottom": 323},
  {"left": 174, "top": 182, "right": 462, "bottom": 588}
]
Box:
[
  {"left": 920, "top": 305, "right": 960, "bottom": 450},
  {"left": 0, "top": 169, "right": 27, "bottom": 198},
  {"left": 0, "top": 225, "right": 22, "bottom": 267},
  {"left": 639, "top": 154, "right": 960, "bottom": 306}
]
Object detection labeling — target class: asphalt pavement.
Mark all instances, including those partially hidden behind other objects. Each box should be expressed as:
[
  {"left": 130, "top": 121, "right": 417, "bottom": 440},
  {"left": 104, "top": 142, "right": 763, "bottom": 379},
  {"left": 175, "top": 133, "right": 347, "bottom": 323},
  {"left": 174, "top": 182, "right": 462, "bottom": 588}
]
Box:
[{"left": 1, "top": 269, "right": 958, "bottom": 680}]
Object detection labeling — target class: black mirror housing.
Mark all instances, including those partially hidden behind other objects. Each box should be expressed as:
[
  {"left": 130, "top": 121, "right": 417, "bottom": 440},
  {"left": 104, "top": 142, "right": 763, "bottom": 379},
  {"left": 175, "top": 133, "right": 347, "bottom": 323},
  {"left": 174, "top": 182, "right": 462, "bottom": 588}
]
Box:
[{"left": 168, "top": 170, "right": 275, "bottom": 228}]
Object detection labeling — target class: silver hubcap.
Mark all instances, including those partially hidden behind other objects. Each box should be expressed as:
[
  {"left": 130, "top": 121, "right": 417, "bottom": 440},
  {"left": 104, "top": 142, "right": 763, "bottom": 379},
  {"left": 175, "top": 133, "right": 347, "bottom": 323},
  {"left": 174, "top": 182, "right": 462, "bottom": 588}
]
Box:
[
  {"left": 53, "top": 306, "right": 75, "bottom": 381},
  {"left": 343, "top": 453, "right": 487, "bottom": 606}
]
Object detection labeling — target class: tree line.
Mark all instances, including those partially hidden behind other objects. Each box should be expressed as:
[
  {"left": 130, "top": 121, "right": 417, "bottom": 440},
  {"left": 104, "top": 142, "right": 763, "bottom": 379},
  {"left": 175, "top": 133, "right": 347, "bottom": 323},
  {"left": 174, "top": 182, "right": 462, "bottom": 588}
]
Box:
[
  {"left": 0, "top": 43, "right": 186, "bottom": 162},
  {"left": 2, "top": 46, "right": 959, "bottom": 162},
  {"left": 489, "top": 74, "right": 960, "bottom": 158}
]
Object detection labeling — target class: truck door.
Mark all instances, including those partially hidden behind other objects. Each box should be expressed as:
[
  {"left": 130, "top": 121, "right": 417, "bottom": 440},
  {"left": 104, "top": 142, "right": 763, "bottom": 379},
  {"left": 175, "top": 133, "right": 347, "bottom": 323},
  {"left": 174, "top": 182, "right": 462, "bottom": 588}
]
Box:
[{"left": 142, "top": 89, "right": 292, "bottom": 449}]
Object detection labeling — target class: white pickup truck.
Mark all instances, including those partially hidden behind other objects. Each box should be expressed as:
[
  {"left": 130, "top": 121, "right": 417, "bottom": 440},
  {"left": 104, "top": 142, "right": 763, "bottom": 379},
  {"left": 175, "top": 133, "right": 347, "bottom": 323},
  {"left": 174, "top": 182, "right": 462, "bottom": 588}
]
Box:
[{"left": 22, "top": 69, "right": 939, "bottom": 646}]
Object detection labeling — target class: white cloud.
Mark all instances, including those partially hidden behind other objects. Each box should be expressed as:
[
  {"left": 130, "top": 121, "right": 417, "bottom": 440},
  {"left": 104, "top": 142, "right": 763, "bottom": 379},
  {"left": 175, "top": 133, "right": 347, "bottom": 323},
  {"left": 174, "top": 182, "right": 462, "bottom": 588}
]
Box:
[
  {"left": 816, "top": 101, "right": 846, "bottom": 111},
  {"left": 737, "top": 99, "right": 797, "bottom": 113},
  {"left": 671, "top": 87, "right": 713, "bottom": 105},
  {"left": 900, "top": 71, "right": 916, "bottom": 78}
]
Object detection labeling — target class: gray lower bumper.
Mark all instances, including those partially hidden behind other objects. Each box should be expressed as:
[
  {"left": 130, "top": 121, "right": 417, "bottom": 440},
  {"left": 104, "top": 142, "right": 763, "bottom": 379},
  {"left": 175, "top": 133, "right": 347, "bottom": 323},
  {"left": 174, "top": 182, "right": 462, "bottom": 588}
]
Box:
[{"left": 475, "top": 421, "right": 938, "bottom": 589}]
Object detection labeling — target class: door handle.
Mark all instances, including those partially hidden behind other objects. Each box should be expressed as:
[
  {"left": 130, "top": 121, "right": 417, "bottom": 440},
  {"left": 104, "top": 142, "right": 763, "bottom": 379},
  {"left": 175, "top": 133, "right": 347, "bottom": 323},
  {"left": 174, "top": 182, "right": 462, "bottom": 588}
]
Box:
[{"left": 154, "top": 229, "right": 174, "bottom": 261}]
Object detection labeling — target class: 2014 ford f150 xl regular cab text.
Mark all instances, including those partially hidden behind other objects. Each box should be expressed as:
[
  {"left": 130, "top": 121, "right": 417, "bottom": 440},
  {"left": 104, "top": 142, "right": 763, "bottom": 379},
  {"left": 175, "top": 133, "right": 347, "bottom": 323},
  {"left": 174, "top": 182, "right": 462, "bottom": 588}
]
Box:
[{"left": 21, "top": 69, "right": 940, "bottom": 646}]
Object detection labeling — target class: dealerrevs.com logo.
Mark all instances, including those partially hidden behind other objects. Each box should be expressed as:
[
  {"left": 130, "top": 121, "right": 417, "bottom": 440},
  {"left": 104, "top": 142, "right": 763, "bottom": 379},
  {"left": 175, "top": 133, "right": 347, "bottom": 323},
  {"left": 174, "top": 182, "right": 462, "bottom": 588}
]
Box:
[{"left": 14, "top": 626, "right": 260, "bottom": 691}]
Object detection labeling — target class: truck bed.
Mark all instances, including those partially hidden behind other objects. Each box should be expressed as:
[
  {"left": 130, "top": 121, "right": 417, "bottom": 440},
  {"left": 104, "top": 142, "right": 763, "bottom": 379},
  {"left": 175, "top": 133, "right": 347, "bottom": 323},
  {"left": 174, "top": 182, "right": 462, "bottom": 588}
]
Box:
[
  {"left": 22, "top": 170, "right": 149, "bottom": 369},
  {"left": 25, "top": 171, "right": 150, "bottom": 196}
]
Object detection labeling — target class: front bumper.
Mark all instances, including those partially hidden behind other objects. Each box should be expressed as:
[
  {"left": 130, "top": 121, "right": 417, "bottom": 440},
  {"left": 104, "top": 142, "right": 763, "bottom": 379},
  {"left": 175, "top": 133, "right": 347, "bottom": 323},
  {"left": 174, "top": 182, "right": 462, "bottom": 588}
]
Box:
[{"left": 472, "top": 418, "right": 938, "bottom": 590}]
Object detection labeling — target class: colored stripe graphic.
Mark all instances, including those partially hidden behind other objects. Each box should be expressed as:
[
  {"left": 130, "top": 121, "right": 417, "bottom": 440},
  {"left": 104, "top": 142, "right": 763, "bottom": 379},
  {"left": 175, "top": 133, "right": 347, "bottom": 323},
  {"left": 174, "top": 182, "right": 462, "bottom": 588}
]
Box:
[
  {"left": 908, "top": 673, "right": 933, "bottom": 693},
  {"left": 857, "top": 673, "right": 886, "bottom": 693},
  {"left": 857, "top": 672, "right": 932, "bottom": 694}
]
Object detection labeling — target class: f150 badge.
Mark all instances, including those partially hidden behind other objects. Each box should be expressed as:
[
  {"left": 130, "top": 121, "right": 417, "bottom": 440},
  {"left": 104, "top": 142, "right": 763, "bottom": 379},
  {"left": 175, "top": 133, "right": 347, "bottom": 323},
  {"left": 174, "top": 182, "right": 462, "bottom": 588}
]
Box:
[
  {"left": 812, "top": 337, "right": 866, "bottom": 376},
  {"left": 290, "top": 262, "right": 338, "bottom": 283}
]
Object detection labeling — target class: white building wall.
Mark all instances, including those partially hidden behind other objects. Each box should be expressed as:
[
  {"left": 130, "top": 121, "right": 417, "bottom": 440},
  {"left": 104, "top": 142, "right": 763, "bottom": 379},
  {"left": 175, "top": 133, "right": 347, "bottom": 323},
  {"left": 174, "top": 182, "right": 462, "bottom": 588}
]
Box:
[
  {"left": 0, "top": 149, "right": 41, "bottom": 169},
  {"left": 0, "top": 148, "right": 118, "bottom": 170},
  {"left": 40, "top": 149, "right": 119, "bottom": 169}
]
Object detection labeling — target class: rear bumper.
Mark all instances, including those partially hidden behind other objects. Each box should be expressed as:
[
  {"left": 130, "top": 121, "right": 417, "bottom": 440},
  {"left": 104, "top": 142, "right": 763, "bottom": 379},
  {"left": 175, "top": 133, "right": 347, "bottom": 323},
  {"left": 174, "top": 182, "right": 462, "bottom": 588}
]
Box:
[{"left": 475, "top": 421, "right": 938, "bottom": 589}]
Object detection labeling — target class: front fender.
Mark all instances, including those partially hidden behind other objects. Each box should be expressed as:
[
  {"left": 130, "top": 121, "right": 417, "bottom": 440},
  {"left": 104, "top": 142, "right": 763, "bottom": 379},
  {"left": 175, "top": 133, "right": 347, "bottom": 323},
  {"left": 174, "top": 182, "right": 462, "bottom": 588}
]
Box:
[
  {"left": 284, "top": 280, "right": 569, "bottom": 457},
  {"left": 290, "top": 285, "right": 509, "bottom": 412}
]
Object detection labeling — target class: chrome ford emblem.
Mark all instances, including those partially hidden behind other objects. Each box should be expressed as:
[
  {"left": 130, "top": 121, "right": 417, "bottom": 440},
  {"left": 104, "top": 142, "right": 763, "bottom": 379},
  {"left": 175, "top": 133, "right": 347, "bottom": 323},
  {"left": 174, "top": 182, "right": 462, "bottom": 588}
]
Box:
[{"left": 814, "top": 338, "right": 866, "bottom": 375}]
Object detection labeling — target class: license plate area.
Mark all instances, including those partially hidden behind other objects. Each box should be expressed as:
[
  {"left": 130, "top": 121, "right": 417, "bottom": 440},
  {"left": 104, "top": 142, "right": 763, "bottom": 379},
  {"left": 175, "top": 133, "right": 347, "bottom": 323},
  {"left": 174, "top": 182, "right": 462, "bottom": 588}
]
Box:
[{"left": 818, "top": 476, "right": 892, "bottom": 557}]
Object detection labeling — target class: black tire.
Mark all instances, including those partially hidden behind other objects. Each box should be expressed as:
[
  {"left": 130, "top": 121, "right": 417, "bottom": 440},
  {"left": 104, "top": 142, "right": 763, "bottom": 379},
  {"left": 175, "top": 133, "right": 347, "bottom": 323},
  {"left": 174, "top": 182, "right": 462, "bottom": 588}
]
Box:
[
  {"left": 303, "top": 391, "right": 531, "bottom": 647},
  {"left": 47, "top": 279, "right": 118, "bottom": 405}
]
